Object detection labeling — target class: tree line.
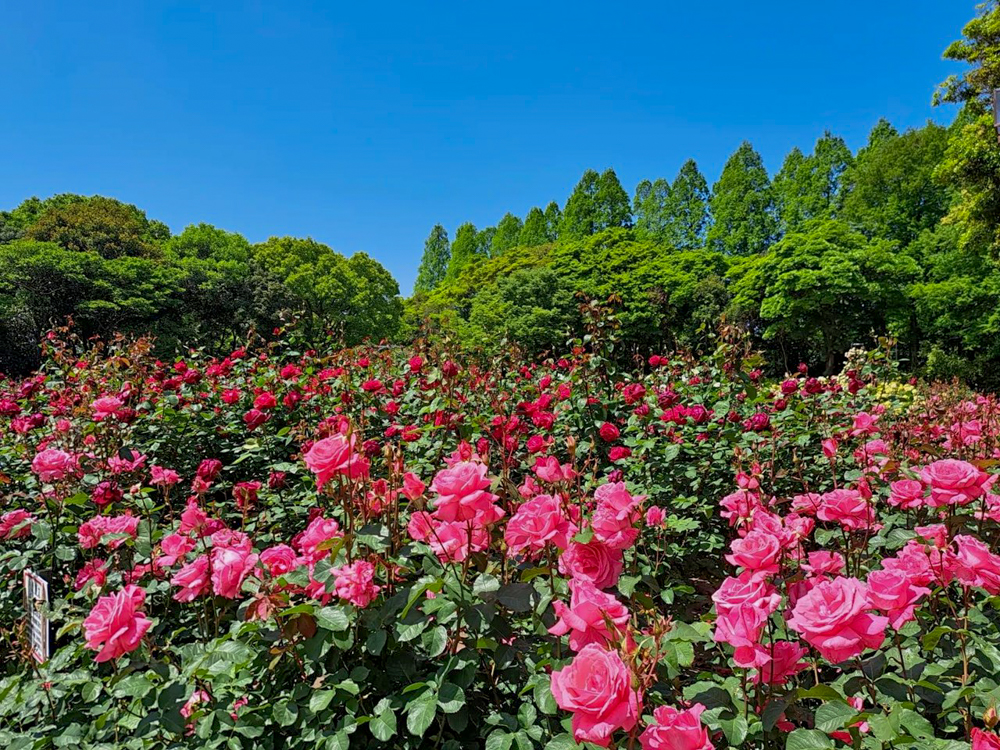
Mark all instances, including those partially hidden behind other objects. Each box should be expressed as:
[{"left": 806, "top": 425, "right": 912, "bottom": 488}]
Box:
[
  {"left": 0, "top": 196, "right": 401, "bottom": 374},
  {"left": 408, "top": 2, "right": 1000, "bottom": 386}
]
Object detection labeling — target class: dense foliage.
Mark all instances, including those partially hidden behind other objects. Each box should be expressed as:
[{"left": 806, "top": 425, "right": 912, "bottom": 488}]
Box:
[
  {"left": 407, "top": 3, "right": 1000, "bottom": 389},
  {"left": 5, "top": 321, "right": 1000, "bottom": 749},
  {"left": 0, "top": 199, "right": 403, "bottom": 375}
]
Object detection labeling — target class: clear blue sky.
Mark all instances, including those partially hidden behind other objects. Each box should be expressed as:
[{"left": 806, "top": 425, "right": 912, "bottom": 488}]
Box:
[{"left": 3, "top": 1, "right": 972, "bottom": 293}]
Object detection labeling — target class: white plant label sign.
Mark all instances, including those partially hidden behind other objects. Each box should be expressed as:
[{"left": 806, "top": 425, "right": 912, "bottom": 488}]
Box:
[{"left": 23, "top": 569, "right": 50, "bottom": 662}]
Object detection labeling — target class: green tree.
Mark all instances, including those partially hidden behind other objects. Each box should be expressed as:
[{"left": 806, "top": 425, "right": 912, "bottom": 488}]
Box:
[
  {"left": 934, "top": 1, "right": 1000, "bottom": 253},
  {"left": 773, "top": 147, "right": 810, "bottom": 233},
  {"left": 774, "top": 134, "right": 853, "bottom": 234},
  {"left": 446, "top": 223, "right": 482, "bottom": 281},
  {"left": 663, "top": 159, "right": 710, "bottom": 250},
  {"left": 468, "top": 267, "right": 578, "bottom": 352},
  {"left": 560, "top": 170, "right": 600, "bottom": 239},
  {"left": 596, "top": 168, "right": 632, "bottom": 230},
  {"left": 413, "top": 224, "right": 451, "bottom": 294},
  {"left": 518, "top": 207, "right": 549, "bottom": 247},
  {"left": 632, "top": 178, "right": 672, "bottom": 241},
  {"left": 25, "top": 196, "right": 164, "bottom": 258},
  {"left": 706, "top": 142, "right": 778, "bottom": 255},
  {"left": 729, "top": 220, "right": 920, "bottom": 373},
  {"left": 543, "top": 201, "right": 562, "bottom": 240},
  {"left": 840, "top": 121, "right": 950, "bottom": 245},
  {"left": 491, "top": 212, "right": 523, "bottom": 256},
  {"left": 252, "top": 236, "right": 401, "bottom": 344}
]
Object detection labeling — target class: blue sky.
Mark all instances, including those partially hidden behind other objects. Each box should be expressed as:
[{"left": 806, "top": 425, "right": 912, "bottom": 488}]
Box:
[{"left": 3, "top": 1, "right": 973, "bottom": 293}]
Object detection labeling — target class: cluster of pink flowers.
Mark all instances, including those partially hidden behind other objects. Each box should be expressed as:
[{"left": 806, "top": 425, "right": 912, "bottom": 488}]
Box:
[{"left": 408, "top": 451, "right": 504, "bottom": 563}]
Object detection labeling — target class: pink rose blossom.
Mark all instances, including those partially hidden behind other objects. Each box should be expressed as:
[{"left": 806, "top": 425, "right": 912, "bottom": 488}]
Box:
[
  {"left": 786, "top": 577, "right": 887, "bottom": 663},
  {"left": 550, "top": 643, "right": 641, "bottom": 747},
  {"left": 83, "top": 585, "right": 152, "bottom": 662}
]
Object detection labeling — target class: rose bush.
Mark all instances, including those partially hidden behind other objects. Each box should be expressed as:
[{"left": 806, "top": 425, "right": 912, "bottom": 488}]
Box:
[{"left": 0, "top": 326, "right": 999, "bottom": 748}]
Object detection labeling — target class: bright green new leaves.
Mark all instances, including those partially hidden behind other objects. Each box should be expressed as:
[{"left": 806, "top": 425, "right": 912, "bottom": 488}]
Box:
[
  {"left": 414, "top": 224, "right": 451, "bottom": 294},
  {"left": 707, "top": 141, "right": 778, "bottom": 256},
  {"left": 730, "top": 220, "right": 920, "bottom": 373}
]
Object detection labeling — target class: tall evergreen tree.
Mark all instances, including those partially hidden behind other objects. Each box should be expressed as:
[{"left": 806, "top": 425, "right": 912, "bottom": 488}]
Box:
[
  {"left": 663, "top": 159, "right": 710, "bottom": 249},
  {"left": 560, "top": 170, "right": 600, "bottom": 239},
  {"left": 706, "top": 142, "right": 778, "bottom": 255},
  {"left": 492, "top": 212, "right": 523, "bottom": 256},
  {"left": 773, "top": 147, "right": 810, "bottom": 234},
  {"left": 543, "top": 201, "right": 562, "bottom": 241},
  {"left": 413, "top": 224, "right": 450, "bottom": 294},
  {"left": 633, "top": 178, "right": 672, "bottom": 241},
  {"left": 446, "top": 222, "right": 481, "bottom": 280},
  {"left": 775, "top": 132, "right": 853, "bottom": 233},
  {"left": 840, "top": 122, "right": 950, "bottom": 245},
  {"left": 596, "top": 168, "right": 632, "bottom": 229},
  {"left": 519, "top": 207, "right": 549, "bottom": 246},
  {"left": 476, "top": 226, "right": 496, "bottom": 257}
]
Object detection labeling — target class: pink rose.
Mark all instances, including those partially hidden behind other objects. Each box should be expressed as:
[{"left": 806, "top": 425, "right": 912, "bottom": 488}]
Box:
[
  {"left": 712, "top": 571, "right": 781, "bottom": 617},
  {"left": 83, "top": 585, "right": 152, "bottom": 661},
  {"left": 714, "top": 604, "right": 770, "bottom": 667},
  {"left": 786, "top": 577, "right": 887, "bottom": 663},
  {"left": 155, "top": 533, "right": 195, "bottom": 570},
  {"left": 558, "top": 540, "right": 624, "bottom": 589},
  {"left": 297, "top": 516, "right": 342, "bottom": 565},
  {"left": 816, "top": 489, "right": 876, "bottom": 531},
  {"left": 533, "top": 456, "right": 576, "bottom": 484},
  {"left": 260, "top": 544, "right": 300, "bottom": 576},
  {"left": 78, "top": 514, "right": 140, "bottom": 550},
  {"left": 505, "top": 494, "right": 578, "bottom": 558},
  {"left": 645, "top": 506, "right": 666, "bottom": 527},
  {"left": 591, "top": 482, "right": 643, "bottom": 550},
  {"left": 150, "top": 465, "right": 181, "bottom": 487},
  {"left": 171, "top": 555, "right": 211, "bottom": 602},
  {"left": 430, "top": 461, "right": 503, "bottom": 525},
  {"left": 801, "top": 550, "right": 845, "bottom": 577},
  {"left": 332, "top": 560, "right": 381, "bottom": 607},
  {"left": 639, "top": 703, "right": 713, "bottom": 750},
  {"left": 951, "top": 535, "right": 1000, "bottom": 594},
  {"left": 972, "top": 729, "right": 1000, "bottom": 750},
  {"left": 888, "top": 479, "right": 925, "bottom": 510},
  {"left": 91, "top": 396, "right": 123, "bottom": 421},
  {"left": 303, "top": 433, "right": 369, "bottom": 487},
  {"left": 881, "top": 542, "right": 935, "bottom": 588},
  {"left": 752, "top": 641, "right": 809, "bottom": 685},
  {"left": 407, "top": 512, "right": 489, "bottom": 563},
  {"left": 920, "top": 459, "right": 989, "bottom": 507},
  {"left": 211, "top": 547, "right": 259, "bottom": 598},
  {"left": 31, "top": 448, "right": 77, "bottom": 482},
  {"left": 75, "top": 559, "right": 108, "bottom": 591},
  {"left": 0, "top": 509, "right": 35, "bottom": 539},
  {"left": 550, "top": 644, "right": 641, "bottom": 747},
  {"left": 549, "top": 580, "right": 630, "bottom": 651},
  {"left": 866, "top": 569, "right": 929, "bottom": 629},
  {"left": 724, "top": 531, "right": 781, "bottom": 574}
]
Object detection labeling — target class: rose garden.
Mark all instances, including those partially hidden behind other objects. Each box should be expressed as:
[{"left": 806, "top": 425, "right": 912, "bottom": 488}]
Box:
[{"left": 0, "top": 322, "right": 998, "bottom": 750}]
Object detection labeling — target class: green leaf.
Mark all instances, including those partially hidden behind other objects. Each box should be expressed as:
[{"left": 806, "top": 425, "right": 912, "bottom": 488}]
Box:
[
  {"left": 544, "top": 735, "right": 578, "bottom": 750},
  {"left": 315, "top": 606, "right": 350, "bottom": 632},
  {"left": 273, "top": 700, "right": 299, "bottom": 727},
  {"left": 785, "top": 728, "right": 834, "bottom": 750},
  {"left": 814, "top": 702, "right": 857, "bottom": 733},
  {"left": 406, "top": 693, "right": 437, "bottom": 737},
  {"left": 485, "top": 732, "right": 514, "bottom": 750},
  {"left": 309, "top": 690, "right": 336, "bottom": 714},
  {"left": 370, "top": 699, "right": 397, "bottom": 741},
  {"left": 437, "top": 683, "right": 465, "bottom": 714},
  {"left": 422, "top": 625, "right": 449, "bottom": 657},
  {"left": 720, "top": 715, "right": 749, "bottom": 746}
]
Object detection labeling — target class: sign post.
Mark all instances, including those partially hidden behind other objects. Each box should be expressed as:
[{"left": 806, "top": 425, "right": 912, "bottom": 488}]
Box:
[{"left": 23, "top": 570, "right": 50, "bottom": 663}]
